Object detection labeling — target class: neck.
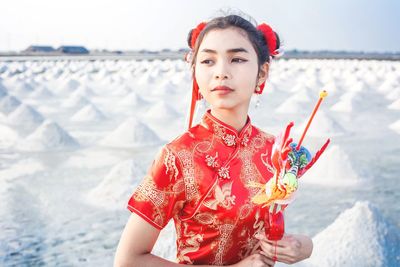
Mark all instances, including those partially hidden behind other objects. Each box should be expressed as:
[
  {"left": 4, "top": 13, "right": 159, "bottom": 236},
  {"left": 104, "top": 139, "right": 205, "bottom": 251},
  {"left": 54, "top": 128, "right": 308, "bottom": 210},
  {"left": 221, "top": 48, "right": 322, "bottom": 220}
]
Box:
[{"left": 210, "top": 106, "right": 249, "bottom": 134}]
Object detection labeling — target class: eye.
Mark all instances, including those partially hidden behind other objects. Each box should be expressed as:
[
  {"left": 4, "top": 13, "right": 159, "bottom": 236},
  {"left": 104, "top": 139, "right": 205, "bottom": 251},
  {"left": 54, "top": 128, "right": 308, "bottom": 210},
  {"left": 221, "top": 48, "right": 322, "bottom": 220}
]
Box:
[
  {"left": 200, "top": 59, "right": 213, "bottom": 65},
  {"left": 232, "top": 58, "right": 247, "bottom": 63}
]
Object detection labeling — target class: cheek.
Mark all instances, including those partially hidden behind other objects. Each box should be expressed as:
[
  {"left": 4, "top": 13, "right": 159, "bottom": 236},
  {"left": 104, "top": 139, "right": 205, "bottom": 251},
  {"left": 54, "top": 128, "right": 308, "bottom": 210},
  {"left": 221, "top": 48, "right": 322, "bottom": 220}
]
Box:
[{"left": 194, "top": 65, "right": 210, "bottom": 85}]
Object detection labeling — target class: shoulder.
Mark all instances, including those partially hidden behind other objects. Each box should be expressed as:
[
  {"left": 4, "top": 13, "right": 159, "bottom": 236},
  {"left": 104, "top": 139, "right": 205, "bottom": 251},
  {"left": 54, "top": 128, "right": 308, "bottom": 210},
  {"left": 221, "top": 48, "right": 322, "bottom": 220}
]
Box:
[
  {"left": 251, "top": 125, "right": 275, "bottom": 144},
  {"left": 164, "top": 124, "right": 208, "bottom": 153}
]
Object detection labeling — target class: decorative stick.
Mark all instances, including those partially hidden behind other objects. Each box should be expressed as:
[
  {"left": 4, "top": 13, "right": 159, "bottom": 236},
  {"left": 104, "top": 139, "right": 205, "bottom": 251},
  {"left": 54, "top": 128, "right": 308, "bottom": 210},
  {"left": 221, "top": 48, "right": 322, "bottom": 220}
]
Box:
[{"left": 296, "top": 90, "right": 328, "bottom": 151}]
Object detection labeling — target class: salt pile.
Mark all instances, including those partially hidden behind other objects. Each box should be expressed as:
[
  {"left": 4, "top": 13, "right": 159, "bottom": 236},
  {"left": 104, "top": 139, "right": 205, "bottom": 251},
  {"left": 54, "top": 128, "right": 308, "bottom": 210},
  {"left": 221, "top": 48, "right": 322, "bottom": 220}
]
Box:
[
  {"left": 119, "top": 91, "right": 149, "bottom": 107},
  {"left": 275, "top": 95, "right": 310, "bottom": 114},
  {"left": 145, "top": 101, "right": 180, "bottom": 120},
  {"left": 17, "top": 119, "right": 80, "bottom": 151},
  {"left": 87, "top": 159, "right": 145, "bottom": 209},
  {"left": 7, "top": 104, "right": 45, "bottom": 129},
  {"left": 62, "top": 95, "right": 91, "bottom": 109},
  {"left": 388, "top": 120, "right": 400, "bottom": 134},
  {"left": 294, "top": 110, "right": 344, "bottom": 137},
  {"left": 59, "top": 78, "right": 81, "bottom": 94},
  {"left": 70, "top": 103, "right": 106, "bottom": 122},
  {"left": 71, "top": 85, "right": 96, "bottom": 98},
  {"left": 0, "top": 124, "right": 20, "bottom": 148},
  {"left": 14, "top": 82, "right": 35, "bottom": 96},
  {"left": 303, "top": 201, "right": 400, "bottom": 267},
  {"left": 0, "top": 94, "right": 21, "bottom": 115},
  {"left": 388, "top": 98, "right": 400, "bottom": 110},
  {"left": 29, "top": 86, "right": 54, "bottom": 99},
  {"left": 0, "top": 82, "right": 7, "bottom": 97},
  {"left": 99, "top": 117, "right": 162, "bottom": 148},
  {"left": 302, "top": 145, "right": 362, "bottom": 186}
]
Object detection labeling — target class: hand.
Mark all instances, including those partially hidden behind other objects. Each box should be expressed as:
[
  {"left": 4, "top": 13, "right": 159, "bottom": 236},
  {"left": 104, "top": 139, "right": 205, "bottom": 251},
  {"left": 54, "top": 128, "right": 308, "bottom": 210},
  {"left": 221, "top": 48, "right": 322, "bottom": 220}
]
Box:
[
  {"left": 255, "top": 232, "right": 313, "bottom": 265},
  {"left": 231, "top": 253, "right": 276, "bottom": 267}
]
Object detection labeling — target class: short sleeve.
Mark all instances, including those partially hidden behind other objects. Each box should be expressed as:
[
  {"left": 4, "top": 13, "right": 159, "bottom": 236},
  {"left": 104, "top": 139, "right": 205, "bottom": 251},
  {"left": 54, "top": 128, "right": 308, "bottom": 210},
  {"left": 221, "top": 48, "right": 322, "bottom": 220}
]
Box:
[{"left": 127, "top": 145, "right": 185, "bottom": 230}]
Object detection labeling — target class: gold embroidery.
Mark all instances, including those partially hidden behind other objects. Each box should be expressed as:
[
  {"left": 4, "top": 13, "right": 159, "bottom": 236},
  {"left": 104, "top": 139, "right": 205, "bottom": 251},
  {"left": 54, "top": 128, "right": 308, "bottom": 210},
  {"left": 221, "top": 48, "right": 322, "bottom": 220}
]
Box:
[
  {"left": 213, "top": 223, "right": 235, "bottom": 265},
  {"left": 223, "top": 134, "right": 236, "bottom": 146},
  {"left": 172, "top": 179, "right": 185, "bottom": 193},
  {"left": 135, "top": 176, "right": 165, "bottom": 207},
  {"left": 164, "top": 147, "right": 179, "bottom": 181},
  {"left": 205, "top": 151, "right": 219, "bottom": 168},
  {"left": 203, "top": 181, "right": 236, "bottom": 210},
  {"left": 218, "top": 165, "right": 230, "bottom": 179},
  {"left": 177, "top": 223, "right": 204, "bottom": 264},
  {"left": 194, "top": 212, "right": 216, "bottom": 225},
  {"left": 177, "top": 149, "right": 199, "bottom": 201},
  {"left": 239, "top": 209, "right": 264, "bottom": 259},
  {"left": 213, "top": 122, "right": 236, "bottom": 147},
  {"left": 238, "top": 203, "right": 252, "bottom": 220}
]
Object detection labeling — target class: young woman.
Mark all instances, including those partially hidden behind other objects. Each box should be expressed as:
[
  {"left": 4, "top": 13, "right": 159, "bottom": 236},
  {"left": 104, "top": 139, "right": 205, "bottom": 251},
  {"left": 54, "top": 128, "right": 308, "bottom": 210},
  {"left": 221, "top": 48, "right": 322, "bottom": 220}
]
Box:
[{"left": 114, "top": 13, "right": 313, "bottom": 267}]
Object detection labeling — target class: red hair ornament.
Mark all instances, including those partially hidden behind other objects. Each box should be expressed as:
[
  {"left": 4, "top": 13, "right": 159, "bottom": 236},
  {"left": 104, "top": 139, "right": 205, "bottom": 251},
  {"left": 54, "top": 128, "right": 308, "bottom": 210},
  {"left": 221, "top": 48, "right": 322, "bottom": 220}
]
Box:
[
  {"left": 187, "top": 22, "right": 207, "bottom": 129},
  {"left": 255, "top": 23, "right": 281, "bottom": 94}
]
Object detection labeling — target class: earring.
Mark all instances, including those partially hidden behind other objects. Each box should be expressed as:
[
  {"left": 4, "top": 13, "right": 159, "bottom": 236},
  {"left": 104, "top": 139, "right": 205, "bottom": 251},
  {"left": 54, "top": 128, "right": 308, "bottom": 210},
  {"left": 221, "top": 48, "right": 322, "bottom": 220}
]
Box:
[{"left": 255, "top": 94, "right": 261, "bottom": 109}]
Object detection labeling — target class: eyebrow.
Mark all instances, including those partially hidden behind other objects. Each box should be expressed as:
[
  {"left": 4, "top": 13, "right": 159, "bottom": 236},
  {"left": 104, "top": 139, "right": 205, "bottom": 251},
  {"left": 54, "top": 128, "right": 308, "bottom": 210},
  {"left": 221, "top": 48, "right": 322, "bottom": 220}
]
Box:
[{"left": 200, "top": 48, "right": 249, "bottom": 54}]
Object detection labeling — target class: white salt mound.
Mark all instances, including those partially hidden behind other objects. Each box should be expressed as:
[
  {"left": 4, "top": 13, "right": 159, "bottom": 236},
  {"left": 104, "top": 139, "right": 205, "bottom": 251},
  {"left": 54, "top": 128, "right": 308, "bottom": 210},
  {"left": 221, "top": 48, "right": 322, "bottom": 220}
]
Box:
[
  {"left": 388, "top": 120, "right": 400, "bottom": 134},
  {"left": 30, "top": 86, "right": 54, "bottom": 99},
  {"left": 0, "top": 124, "right": 20, "bottom": 148},
  {"left": 7, "top": 104, "right": 44, "bottom": 128},
  {"left": 330, "top": 91, "right": 358, "bottom": 112},
  {"left": 62, "top": 95, "right": 91, "bottom": 109},
  {"left": 145, "top": 101, "right": 180, "bottom": 120},
  {"left": 0, "top": 94, "right": 21, "bottom": 115},
  {"left": 302, "top": 145, "right": 362, "bottom": 186},
  {"left": 70, "top": 103, "right": 106, "bottom": 122},
  {"left": 295, "top": 110, "right": 345, "bottom": 137},
  {"left": 119, "top": 92, "right": 149, "bottom": 107},
  {"left": 0, "top": 82, "right": 7, "bottom": 97},
  {"left": 71, "top": 85, "right": 96, "bottom": 98},
  {"left": 61, "top": 79, "right": 81, "bottom": 92},
  {"left": 388, "top": 98, "right": 400, "bottom": 110},
  {"left": 304, "top": 201, "right": 400, "bottom": 267},
  {"left": 87, "top": 159, "right": 145, "bottom": 209},
  {"left": 99, "top": 117, "right": 162, "bottom": 148},
  {"left": 18, "top": 120, "right": 80, "bottom": 151},
  {"left": 153, "top": 80, "right": 178, "bottom": 96},
  {"left": 14, "top": 82, "right": 35, "bottom": 95},
  {"left": 275, "top": 96, "right": 309, "bottom": 114}
]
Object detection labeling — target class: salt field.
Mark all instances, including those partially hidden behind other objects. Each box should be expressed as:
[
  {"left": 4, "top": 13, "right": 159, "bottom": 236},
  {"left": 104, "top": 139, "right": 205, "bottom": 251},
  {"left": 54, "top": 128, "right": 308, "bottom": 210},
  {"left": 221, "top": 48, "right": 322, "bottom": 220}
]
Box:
[{"left": 0, "top": 58, "right": 399, "bottom": 266}]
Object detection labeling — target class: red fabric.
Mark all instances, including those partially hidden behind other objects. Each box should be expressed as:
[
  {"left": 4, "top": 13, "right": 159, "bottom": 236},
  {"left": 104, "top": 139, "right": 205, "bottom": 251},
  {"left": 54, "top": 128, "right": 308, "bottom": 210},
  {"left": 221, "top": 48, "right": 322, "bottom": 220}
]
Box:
[
  {"left": 190, "top": 22, "right": 207, "bottom": 49},
  {"left": 256, "top": 23, "right": 278, "bottom": 94},
  {"left": 127, "top": 109, "right": 277, "bottom": 265},
  {"left": 188, "top": 22, "right": 207, "bottom": 129},
  {"left": 256, "top": 23, "right": 278, "bottom": 57}
]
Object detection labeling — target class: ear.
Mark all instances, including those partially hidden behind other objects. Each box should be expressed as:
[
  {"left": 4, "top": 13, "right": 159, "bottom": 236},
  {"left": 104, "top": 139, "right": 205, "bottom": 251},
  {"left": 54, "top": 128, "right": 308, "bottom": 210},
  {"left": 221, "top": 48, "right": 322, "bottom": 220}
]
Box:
[{"left": 258, "top": 62, "right": 270, "bottom": 85}]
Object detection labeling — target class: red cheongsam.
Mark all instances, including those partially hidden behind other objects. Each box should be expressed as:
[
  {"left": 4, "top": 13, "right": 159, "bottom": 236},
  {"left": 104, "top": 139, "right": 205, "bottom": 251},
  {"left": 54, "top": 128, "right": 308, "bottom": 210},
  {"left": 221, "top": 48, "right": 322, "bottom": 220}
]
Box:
[{"left": 127, "top": 109, "right": 276, "bottom": 265}]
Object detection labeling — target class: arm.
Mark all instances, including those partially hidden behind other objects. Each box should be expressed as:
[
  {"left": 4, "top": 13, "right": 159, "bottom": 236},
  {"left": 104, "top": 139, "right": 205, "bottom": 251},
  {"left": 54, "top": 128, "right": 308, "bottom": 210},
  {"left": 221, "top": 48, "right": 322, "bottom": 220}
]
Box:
[{"left": 114, "top": 213, "right": 277, "bottom": 267}]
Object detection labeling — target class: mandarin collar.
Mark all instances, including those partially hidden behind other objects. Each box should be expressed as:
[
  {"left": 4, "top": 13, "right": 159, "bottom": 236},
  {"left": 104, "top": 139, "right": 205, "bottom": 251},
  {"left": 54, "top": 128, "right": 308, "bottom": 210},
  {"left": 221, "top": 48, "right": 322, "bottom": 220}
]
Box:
[{"left": 201, "top": 109, "right": 252, "bottom": 147}]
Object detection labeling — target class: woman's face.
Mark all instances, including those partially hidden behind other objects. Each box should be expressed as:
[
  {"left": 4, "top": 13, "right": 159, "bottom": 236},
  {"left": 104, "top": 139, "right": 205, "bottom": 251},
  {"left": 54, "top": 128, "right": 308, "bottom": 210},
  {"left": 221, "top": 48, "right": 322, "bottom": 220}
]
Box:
[{"left": 194, "top": 27, "right": 268, "bottom": 112}]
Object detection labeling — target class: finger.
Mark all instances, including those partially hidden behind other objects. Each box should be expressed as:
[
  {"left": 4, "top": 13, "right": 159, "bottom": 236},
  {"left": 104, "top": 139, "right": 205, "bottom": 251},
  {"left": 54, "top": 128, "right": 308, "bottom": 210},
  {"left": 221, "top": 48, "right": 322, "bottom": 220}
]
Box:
[
  {"left": 259, "top": 240, "right": 290, "bottom": 258},
  {"left": 255, "top": 234, "right": 285, "bottom": 248},
  {"left": 263, "top": 239, "right": 285, "bottom": 248},
  {"left": 259, "top": 250, "right": 277, "bottom": 265}
]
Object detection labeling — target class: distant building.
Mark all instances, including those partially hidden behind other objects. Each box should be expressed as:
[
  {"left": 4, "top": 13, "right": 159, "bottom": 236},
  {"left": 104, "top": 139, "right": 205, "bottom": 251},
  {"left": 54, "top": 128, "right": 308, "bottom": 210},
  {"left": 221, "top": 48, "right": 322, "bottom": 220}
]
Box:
[
  {"left": 24, "top": 45, "right": 56, "bottom": 53},
  {"left": 57, "top": 46, "right": 89, "bottom": 54}
]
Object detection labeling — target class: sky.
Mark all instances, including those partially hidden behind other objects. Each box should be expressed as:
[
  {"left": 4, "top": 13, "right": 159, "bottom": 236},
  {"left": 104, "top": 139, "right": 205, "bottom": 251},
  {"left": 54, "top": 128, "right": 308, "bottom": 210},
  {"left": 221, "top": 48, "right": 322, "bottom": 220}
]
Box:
[{"left": 0, "top": 0, "right": 399, "bottom": 53}]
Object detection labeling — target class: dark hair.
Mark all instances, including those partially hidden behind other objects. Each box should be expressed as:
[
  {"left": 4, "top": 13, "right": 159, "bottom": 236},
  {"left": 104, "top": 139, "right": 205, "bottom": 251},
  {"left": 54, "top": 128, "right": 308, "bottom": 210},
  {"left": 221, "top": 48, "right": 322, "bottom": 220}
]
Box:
[{"left": 187, "top": 14, "right": 281, "bottom": 73}]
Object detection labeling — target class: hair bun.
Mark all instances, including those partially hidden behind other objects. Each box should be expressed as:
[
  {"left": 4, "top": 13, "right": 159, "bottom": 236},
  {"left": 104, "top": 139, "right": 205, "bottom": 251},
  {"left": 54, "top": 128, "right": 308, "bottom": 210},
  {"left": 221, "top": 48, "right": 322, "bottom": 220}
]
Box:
[
  {"left": 257, "top": 23, "right": 282, "bottom": 58},
  {"left": 188, "top": 22, "right": 207, "bottom": 49}
]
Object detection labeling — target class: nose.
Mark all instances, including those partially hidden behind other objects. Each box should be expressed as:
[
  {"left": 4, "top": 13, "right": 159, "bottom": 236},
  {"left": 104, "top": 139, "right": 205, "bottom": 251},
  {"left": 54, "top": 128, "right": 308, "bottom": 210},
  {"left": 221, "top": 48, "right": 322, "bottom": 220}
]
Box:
[{"left": 214, "top": 61, "right": 230, "bottom": 80}]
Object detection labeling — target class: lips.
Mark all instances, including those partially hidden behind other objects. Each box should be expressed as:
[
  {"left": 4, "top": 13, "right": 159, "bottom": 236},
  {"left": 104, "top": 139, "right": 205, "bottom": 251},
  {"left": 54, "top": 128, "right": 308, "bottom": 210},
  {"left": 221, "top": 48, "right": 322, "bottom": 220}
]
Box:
[{"left": 212, "top": 86, "right": 234, "bottom": 92}]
